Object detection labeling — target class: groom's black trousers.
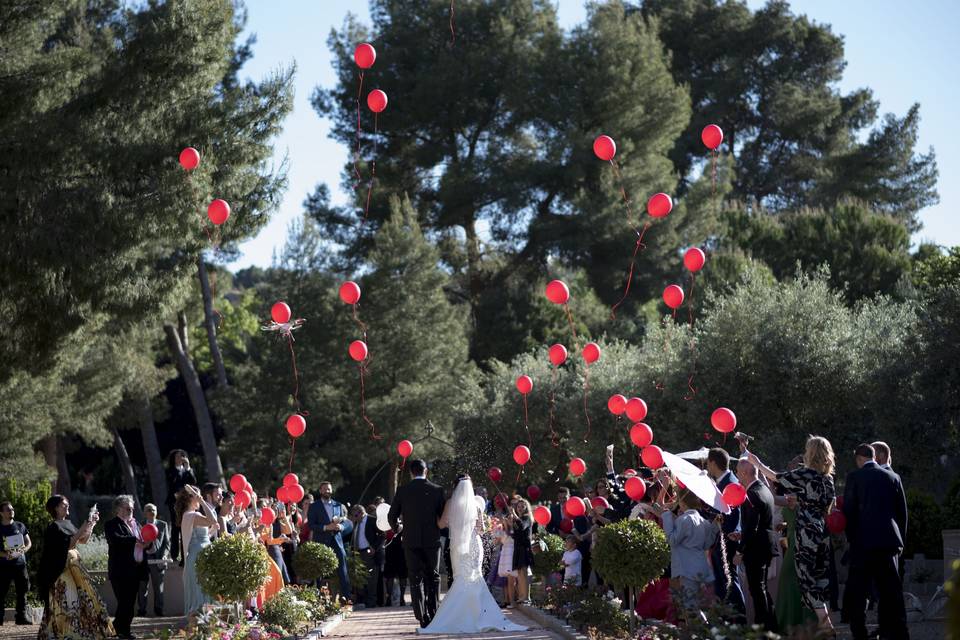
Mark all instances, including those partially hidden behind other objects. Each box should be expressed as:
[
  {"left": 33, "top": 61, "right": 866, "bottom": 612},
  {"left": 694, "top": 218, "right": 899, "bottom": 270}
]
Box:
[{"left": 404, "top": 546, "right": 441, "bottom": 623}]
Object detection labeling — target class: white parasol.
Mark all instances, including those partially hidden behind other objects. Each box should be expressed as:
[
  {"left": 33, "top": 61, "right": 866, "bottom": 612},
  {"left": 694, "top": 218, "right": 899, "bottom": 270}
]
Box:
[
  {"left": 375, "top": 503, "right": 392, "bottom": 531},
  {"left": 661, "top": 450, "right": 729, "bottom": 514},
  {"left": 676, "top": 447, "right": 710, "bottom": 462}
]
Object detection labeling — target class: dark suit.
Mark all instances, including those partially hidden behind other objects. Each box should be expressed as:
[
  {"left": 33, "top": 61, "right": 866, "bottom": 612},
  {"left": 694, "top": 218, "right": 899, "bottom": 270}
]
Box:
[
  {"left": 352, "top": 515, "right": 385, "bottom": 607},
  {"left": 740, "top": 480, "right": 778, "bottom": 631},
  {"left": 388, "top": 477, "right": 445, "bottom": 625},
  {"left": 308, "top": 499, "right": 354, "bottom": 597},
  {"left": 105, "top": 517, "right": 148, "bottom": 637},
  {"left": 137, "top": 519, "right": 169, "bottom": 616},
  {"left": 843, "top": 461, "right": 909, "bottom": 640},
  {"left": 712, "top": 471, "right": 746, "bottom": 618}
]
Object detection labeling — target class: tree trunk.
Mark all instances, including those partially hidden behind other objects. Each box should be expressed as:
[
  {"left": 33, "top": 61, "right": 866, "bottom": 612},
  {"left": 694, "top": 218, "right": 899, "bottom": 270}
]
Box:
[
  {"left": 198, "top": 260, "right": 228, "bottom": 388},
  {"left": 177, "top": 311, "right": 189, "bottom": 352},
  {"left": 164, "top": 323, "right": 224, "bottom": 486},
  {"left": 40, "top": 435, "right": 72, "bottom": 497},
  {"left": 138, "top": 395, "right": 168, "bottom": 519},
  {"left": 112, "top": 426, "right": 142, "bottom": 516}
]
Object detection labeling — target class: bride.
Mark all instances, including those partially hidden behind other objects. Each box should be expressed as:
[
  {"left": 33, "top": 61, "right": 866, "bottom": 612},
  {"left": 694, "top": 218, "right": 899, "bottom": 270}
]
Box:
[{"left": 418, "top": 474, "right": 527, "bottom": 634}]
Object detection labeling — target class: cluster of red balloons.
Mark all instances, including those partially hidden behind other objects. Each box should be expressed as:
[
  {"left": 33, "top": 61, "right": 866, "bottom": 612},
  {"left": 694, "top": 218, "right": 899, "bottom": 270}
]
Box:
[
  {"left": 179, "top": 147, "right": 231, "bottom": 227},
  {"left": 354, "top": 43, "right": 388, "bottom": 115},
  {"left": 229, "top": 474, "right": 256, "bottom": 510}
]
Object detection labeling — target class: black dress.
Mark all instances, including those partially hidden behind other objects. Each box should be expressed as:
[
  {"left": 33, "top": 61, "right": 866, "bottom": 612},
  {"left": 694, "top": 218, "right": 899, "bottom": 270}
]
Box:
[
  {"left": 511, "top": 518, "right": 533, "bottom": 570},
  {"left": 37, "top": 521, "right": 76, "bottom": 608}
]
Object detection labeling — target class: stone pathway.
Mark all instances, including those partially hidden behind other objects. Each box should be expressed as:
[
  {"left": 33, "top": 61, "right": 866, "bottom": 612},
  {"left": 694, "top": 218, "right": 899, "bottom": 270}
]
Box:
[{"left": 328, "top": 605, "right": 561, "bottom": 639}]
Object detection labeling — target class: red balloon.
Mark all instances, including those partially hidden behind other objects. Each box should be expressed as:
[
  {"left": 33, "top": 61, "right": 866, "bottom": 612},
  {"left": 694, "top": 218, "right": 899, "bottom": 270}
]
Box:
[
  {"left": 647, "top": 193, "right": 673, "bottom": 218},
  {"left": 591, "top": 496, "right": 610, "bottom": 510},
  {"left": 513, "top": 445, "right": 531, "bottom": 466},
  {"left": 565, "top": 497, "right": 586, "bottom": 518},
  {"left": 684, "top": 247, "right": 706, "bottom": 273},
  {"left": 287, "top": 484, "right": 305, "bottom": 504},
  {"left": 722, "top": 483, "right": 747, "bottom": 508},
  {"left": 244, "top": 482, "right": 254, "bottom": 495},
  {"left": 286, "top": 414, "right": 307, "bottom": 438},
  {"left": 593, "top": 135, "right": 616, "bottom": 162},
  {"left": 354, "top": 43, "right": 376, "bottom": 69},
  {"left": 624, "top": 476, "right": 646, "bottom": 501},
  {"left": 207, "top": 199, "right": 231, "bottom": 225},
  {"left": 701, "top": 124, "right": 724, "bottom": 151},
  {"left": 607, "top": 394, "right": 627, "bottom": 415},
  {"left": 349, "top": 340, "right": 368, "bottom": 362},
  {"left": 487, "top": 467, "right": 502, "bottom": 484},
  {"left": 367, "top": 89, "right": 388, "bottom": 113},
  {"left": 282, "top": 473, "right": 299, "bottom": 487},
  {"left": 271, "top": 301, "right": 291, "bottom": 324},
  {"left": 236, "top": 489, "right": 252, "bottom": 509},
  {"left": 641, "top": 445, "right": 664, "bottom": 469},
  {"left": 516, "top": 375, "right": 533, "bottom": 395},
  {"left": 630, "top": 423, "right": 654, "bottom": 448},
  {"left": 711, "top": 407, "right": 737, "bottom": 434},
  {"left": 582, "top": 342, "right": 601, "bottom": 364},
  {"left": 494, "top": 492, "right": 509, "bottom": 510},
  {"left": 179, "top": 147, "right": 200, "bottom": 171},
  {"left": 397, "top": 440, "right": 414, "bottom": 458},
  {"left": 826, "top": 509, "right": 847, "bottom": 534},
  {"left": 276, "top": 486, "right": 290, "bottom": 503},
  {"left": 559, "top": 518, "right": 574, "bottom": 534},
  {"left": 339, "top": 281, "right": 361, "bottom": 305},
  {"left": 549, "top": 344, "right": 568, "bottom": 367},
  {"left": 533, "top": 505, "right": 551, "bottom": 527},
  {"left": 229, "top": 474, "right": 247, "bottom": 493},
  {"left": 569, "top": 458, "right": 587, "bottom": 477},
  {"left": 663, "top": 285, "right": 684, "bottom": 310},
  {"left": 625, "top": 397, "right": 648, "bottom": 422},
  {"left": 141, "top": 523, "right": 159, "bottom": 544},
  {"left": 623, "top": 468, "right": 638, "bottom": 477},
  {"left": 545, "top": 280, "right": 570, "bottom": 305},
  {"left": 526, "top": 485, "right": 541, "bottom": 501},
  {"left": 260, "top": 507, "right": 276, "bottom": 527}
]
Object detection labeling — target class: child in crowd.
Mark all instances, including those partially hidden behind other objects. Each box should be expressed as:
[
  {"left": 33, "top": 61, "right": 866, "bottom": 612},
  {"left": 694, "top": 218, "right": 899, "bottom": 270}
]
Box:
[
  {"left": 661, "top": 489, "right": 718, "bottom": 619},
  {"left": 561, "top": 535, "right": 582, "bottom": 586}
]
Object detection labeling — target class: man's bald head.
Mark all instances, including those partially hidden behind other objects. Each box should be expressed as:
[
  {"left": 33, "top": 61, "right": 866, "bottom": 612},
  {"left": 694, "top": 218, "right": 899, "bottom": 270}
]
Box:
[
  {"left": 872, "top": 441, "right": 891, "bottom": 466},
  {"left": 736, "top": 459, "right": 758, "bottom": 485}
]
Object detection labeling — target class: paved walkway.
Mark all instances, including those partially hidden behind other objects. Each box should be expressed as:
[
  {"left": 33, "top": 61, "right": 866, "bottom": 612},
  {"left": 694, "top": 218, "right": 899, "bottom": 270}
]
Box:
[{"left": 328, "top": 605, "right": 561, "bottom": 639}]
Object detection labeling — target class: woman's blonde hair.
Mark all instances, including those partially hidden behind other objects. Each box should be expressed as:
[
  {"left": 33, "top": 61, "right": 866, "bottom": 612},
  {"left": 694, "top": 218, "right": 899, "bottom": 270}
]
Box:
[{"left": 804, "top": 436, "right": 835, "bottom": 476}]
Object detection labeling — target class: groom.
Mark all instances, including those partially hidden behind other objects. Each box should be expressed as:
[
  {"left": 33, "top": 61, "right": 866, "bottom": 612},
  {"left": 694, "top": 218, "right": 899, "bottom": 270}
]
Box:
[{"left": 388, "top": 459, "right": 446, "bottom": 628}]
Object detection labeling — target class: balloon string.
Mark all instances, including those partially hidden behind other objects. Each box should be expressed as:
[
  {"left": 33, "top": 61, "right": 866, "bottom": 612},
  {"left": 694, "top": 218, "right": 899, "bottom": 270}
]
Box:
[
  {"left": 352, "top": 303, "right": 368, "bottom": 341},
  {"left": 191, "top": 173, "right": 224, "bottom": 329},
  {"left": 363, "top": 112, "right": 379, "bottom": 222},
  {"left": 286, "top": 334, "right": 307, "bottom": 416},
  {"left": 522, "top": 394, "right": 531, "bottom": 448},
  {"left": 687, "top": 272, "right": 697, "bottom": 328},
  {"left": 548, "top": 367, "right": 559, "bottom": 448},
  {"left": 354, "top": 70, "right": 365, "bottom": 199},
  {"left": 581, "top": 365, "right": 592, "bottom": 443},
  {"left": 683, "top": 272, "right": 698, "bottom": 401},
  {"left": 515, "top": 465, "right": 523, "bottom": 486},
  {"left": 609, "top": 159, "right": 634, "bottom": 219},
  {"left": 448, "top": 0, "right": 456, "bottom": 47},
  {"left": 711, "top": 149, "right": 718, "bottom": 199},
  {"left": 288, "top": 437, "right": 297, "bottom": 474},
  {"left": 563, "top": 304, "right": 578, "bottom": 343},
  {"left": 359, "top": 363, "right": 381, "bottom": 439},
  {"left": 609, "top": 222, "right": 650, "bottom": 319}
]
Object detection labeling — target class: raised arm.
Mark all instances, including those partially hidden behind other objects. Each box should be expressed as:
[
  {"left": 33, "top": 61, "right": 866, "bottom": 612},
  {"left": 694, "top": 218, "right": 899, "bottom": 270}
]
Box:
[{"left": 745, "top": 451, "right": 778, "bottom": 482}]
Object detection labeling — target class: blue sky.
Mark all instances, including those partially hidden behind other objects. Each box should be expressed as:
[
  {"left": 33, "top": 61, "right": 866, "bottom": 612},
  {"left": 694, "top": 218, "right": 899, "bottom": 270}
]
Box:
[{"left": 232, "top": 0, "right": 958, "bottom": 270}]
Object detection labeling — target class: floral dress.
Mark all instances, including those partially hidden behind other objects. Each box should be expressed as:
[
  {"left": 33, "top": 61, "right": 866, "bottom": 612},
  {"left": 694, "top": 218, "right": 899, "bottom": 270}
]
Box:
[{"left": 776, "top": 467, "right": 835, "bottom": 610}]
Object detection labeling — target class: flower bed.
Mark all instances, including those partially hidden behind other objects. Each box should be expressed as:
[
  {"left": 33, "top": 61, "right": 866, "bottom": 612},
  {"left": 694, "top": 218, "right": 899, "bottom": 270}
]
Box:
[{"left": 535, "top": 583, "right": 630, "bottom": 639}]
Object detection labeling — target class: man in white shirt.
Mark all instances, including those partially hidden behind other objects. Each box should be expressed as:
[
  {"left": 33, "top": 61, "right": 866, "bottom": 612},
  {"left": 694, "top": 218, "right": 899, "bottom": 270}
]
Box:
[
  {"left": 350, "top": 505, "right": 384, "bottom": 608},
  {"left": 561, "top": 535, "right": 582, "bottom": 585}
]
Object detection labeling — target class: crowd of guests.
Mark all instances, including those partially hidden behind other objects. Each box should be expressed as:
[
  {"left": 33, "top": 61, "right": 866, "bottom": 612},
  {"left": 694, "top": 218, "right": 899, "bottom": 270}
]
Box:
[{"left": 0, "top": 435, "right": 911, "bottom": 640}]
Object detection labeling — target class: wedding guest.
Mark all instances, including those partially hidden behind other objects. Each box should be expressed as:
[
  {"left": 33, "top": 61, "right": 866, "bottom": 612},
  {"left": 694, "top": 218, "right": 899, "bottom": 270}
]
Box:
[
  {"left": 705, "top": 448, "right": 746, "bottom": 619},
  {"left": 37, "top": 495, "right": 114, "bottom": 638},
  {"left": 0, "top": 501, "right": 31, "bottom": 626},
  {"left": 547, "top": 487, "right": 571, "bottom": 535},
  {"left": 165, "top": 450, "right": 196, "bottom": 564},
  {"left": 561, "top": 536, "right": 582, "bottom": 586},
  {"left": 258, "top": 498, "right": 291, "bottom": 585},
  {"left": 176, "top": 485, "right": 219, "bottom": 616},
  {"left": 200, "top": 483, "right": 224, "bottom": 541},
  {"left": 298, "top": 495, "right": 314, "bottom": 542},
  {"left": 774, "top": 458, "right": 817, "bottom": 632},
  {"left": 384, "top": 529, "right": 408, "bottom": 606},
  {"left": 661, "top": 490, "right": 718, "bottom": 617},
  {"left": 872, "top": 441, "right": 893, "bottom": 471},
  {"left": 283, "top": 501, "right": 302, "bottom": 583},
  {"left": 308, "top": 481, "right": 353, "bottom": 599},
  {"left": 495, "top": 513, "right": 517, "bottom": 607},
  {"left": 137, "top": 503, "right": 169, "bottom": 617},
  {"left": 508, "top": 497, "right": 534, "bottom": 604},
  {"left": 106, "top": 495, "right": 149, "bottom": 639},
  {"left": 218, "top": 493, "right": 236, "bottom": 535},
  {"left": 350, "top": 504, "right": 385, "bottom": 608},
  {"left": 843, "top": 443, "right": 909, "bottom": 640},
  {"left": 733, "top": 460, "right": 778, "bottom": 631},
  {"left": 747, "top": 436, "right": 836, "bottom": 635}
]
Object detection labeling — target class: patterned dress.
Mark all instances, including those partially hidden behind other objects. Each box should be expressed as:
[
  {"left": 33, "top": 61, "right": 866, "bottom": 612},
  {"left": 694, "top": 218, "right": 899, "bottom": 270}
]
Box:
[{"left": 776, "top": 467, "right": 835, "bottom": 610}]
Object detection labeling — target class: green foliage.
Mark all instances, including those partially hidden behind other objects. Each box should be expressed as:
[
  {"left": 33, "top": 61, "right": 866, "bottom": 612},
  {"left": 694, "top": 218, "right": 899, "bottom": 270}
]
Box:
[
  {"left": 196, "top": 533, "right": 270, "bottom": 603},
  {"left": 531, "top": 533, "right": 565, "bottom": 579},
  {"left": 0, "top": 479, "right": 50, "bottom": 585},
  {"left": 904, "top": 489, "right": 944, "bottom": 559},
  {"left": 566, "top": 590, "right": 631, "bottom": 639},
  {"left": 293, "top": 542, "right": 339, "bottom": 582},
  {"left": 259, "top": 586, "right": 313, "bottom": 634},
  {"left": 592, "top": 519, "right": 670, "bottom": 590},
  {"left": 346, "top": 549, "right": 369, "bottom": 597}
]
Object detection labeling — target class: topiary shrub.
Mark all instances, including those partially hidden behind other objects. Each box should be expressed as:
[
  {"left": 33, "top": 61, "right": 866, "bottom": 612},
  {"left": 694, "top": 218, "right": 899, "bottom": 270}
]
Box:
[
  {"left": 293, "top": 542, "right": 339, "bottom": 582},
  {"left": 592, "top": 518, "right": 670, "bottom": 590},
  {"left": 196, "top": 533, "right": 270, "bottom": 603},
  {"left": 260, "top": 586, "right": 312, "bottom": 634},
  {"left": 531, "top": 533, "right": 564, "bottom": 579}
]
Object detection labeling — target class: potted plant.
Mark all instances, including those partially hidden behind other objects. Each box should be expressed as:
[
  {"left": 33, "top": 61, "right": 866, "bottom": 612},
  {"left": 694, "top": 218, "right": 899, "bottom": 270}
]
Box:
[{"left": 196, "top": 533, "right": 270, "bottom": 620}]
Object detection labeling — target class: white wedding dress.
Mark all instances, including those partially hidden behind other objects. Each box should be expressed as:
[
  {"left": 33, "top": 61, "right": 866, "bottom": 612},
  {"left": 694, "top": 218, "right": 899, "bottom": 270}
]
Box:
[{"left": 418, "top": 477, "right": 527, "bottom": 635}]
